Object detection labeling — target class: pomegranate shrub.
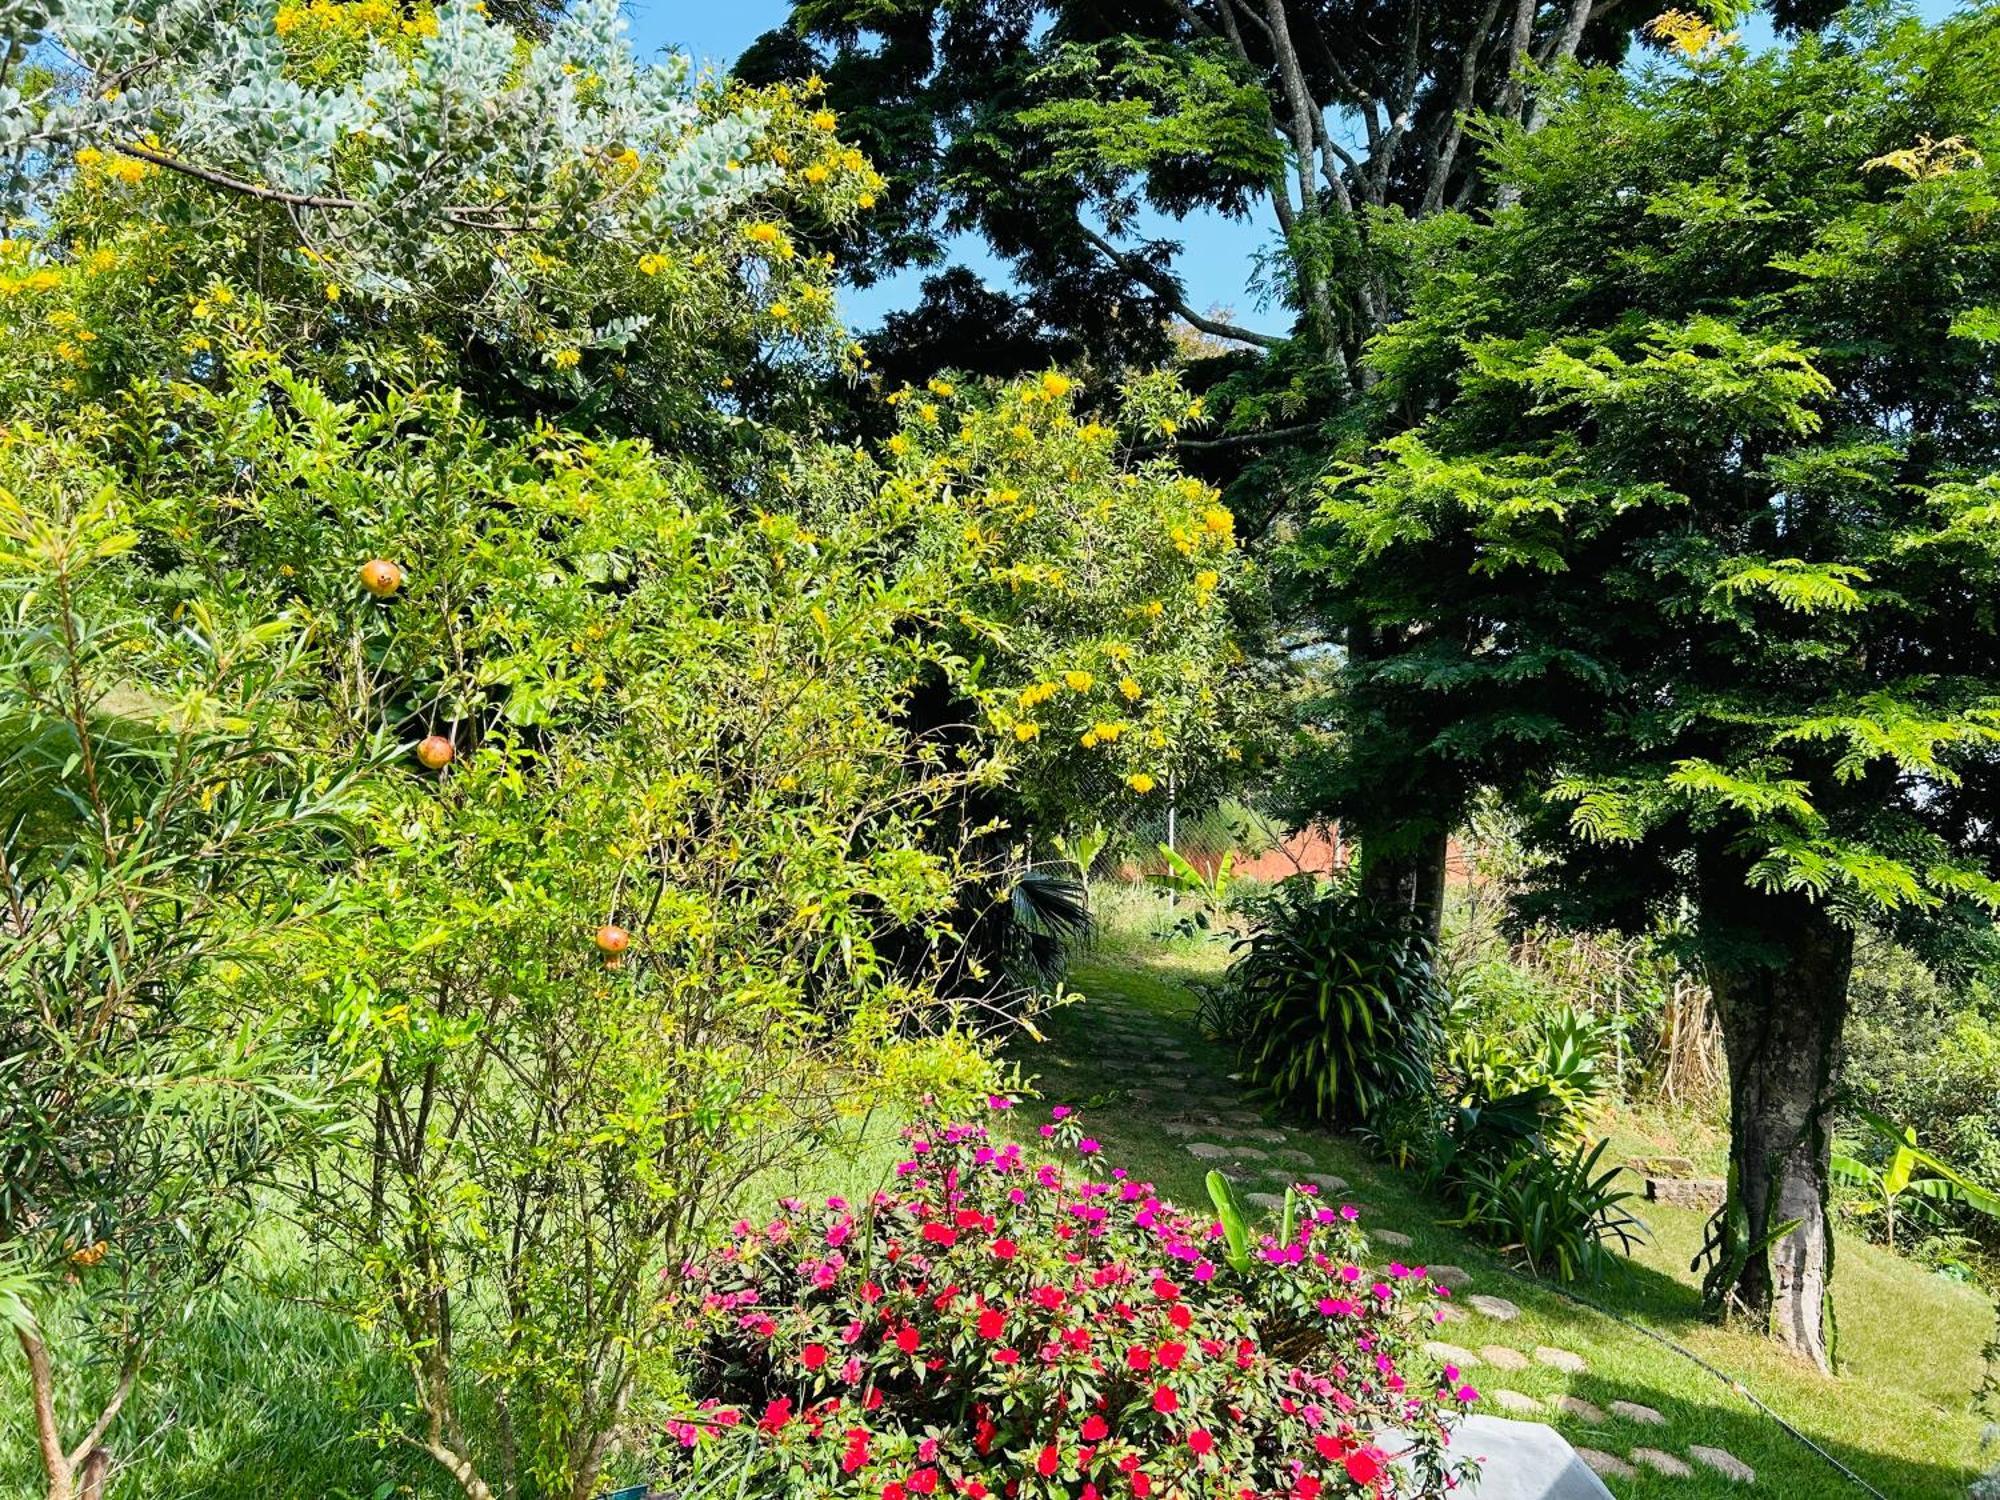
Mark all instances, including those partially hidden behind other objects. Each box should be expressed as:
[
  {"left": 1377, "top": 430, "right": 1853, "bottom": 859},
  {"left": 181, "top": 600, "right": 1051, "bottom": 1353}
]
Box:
[{"left": 669, "top": 1107, "right": 1480, "bottom": 1498}]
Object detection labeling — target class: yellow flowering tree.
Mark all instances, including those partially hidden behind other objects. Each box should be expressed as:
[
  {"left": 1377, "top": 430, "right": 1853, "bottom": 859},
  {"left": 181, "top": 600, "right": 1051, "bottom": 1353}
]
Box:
[{"left": 787, "top": 368, "right": 1252, "bottom": 826}]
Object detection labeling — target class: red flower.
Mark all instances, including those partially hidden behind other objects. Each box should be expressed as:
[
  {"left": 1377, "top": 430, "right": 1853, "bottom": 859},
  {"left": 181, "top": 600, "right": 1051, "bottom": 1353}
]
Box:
[
  {"left": 1156, "top": 1341, "right": 1187, "bottom": 1370},
  {"left": 884, "top": 1485, "right": 906, "bottom": 1500},
  {"left": 1125, "top": 1346, "right": 1153, "bottom": 1373},
  {"left": 963, "top": 1483, "right": 989, "bottom": 1499},
  {"left": 910, "top": 1468, "right": 940, "bottom": 1494},
  {"left": 1132, "top": 1473, "right": 1153, "bottom": 1498},
  {"left": 841, "top": 1430, "right": 871, "bottom": 1474},
  {"left": 896, "top": 1326, "right": 921, "bottom": 1354},
  {"left": 1151, "top": 1386, "right": 1178, "bottom": 1414},
  {"left": 1151, "top": 1277, "right": 1180, "bottom": 1301},
  {"left": 1343, "top": 1448, "right": 1387, "bottom": 1486},
  {"left": 921, "top": 1223, "right": 959, "bottom": 1247},
  {"left": 758, "top": 1397, "right": 793, "bottom": 1434},
  {"left": 992, "top": 1238, "right": 1018, "bottom": 1260},
  {"left": 1080, "top": 1415, "right": 1109, "bottom": 1442},
  {"left": 994, "top": 1347, "right": 1020, "bottom": 1365},
  {"left": 1036, "top": 1445, "right": 1061, "bottom": 1478},
  {"left": 802, "top": 1343, "right": 828, "bottom": 1371},
  {"left": 1187, "top": 1430, "right": 1214, "bottom": 1455},
  {"left": 977, "top": 1308, "right": 1005, "bottom": 1340},
  {"left": 1296, "top": 1478, "right": 1321, "bottom": 1500},
  {"left": 1167, "top": 1304, "right": 1193, "bottom": 1331}
]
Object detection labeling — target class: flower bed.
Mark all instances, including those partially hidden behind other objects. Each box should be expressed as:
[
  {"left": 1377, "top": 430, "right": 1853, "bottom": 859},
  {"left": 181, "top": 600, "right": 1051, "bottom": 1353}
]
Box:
[{"left": 669, "top": 1105, "right": 1478, "bottom": 1498}]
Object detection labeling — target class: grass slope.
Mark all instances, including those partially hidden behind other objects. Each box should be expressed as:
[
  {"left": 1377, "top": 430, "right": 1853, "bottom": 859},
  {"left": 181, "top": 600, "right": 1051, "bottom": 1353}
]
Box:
[{"left": 1008, "top": 942, "right": 1992, "bottom": 1500}]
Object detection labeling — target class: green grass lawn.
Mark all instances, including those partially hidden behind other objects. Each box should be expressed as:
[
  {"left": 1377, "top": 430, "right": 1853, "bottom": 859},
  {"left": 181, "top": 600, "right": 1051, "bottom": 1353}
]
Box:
[{"left": 1008, "top": 939, "right": 1993, "bottom": 1500}]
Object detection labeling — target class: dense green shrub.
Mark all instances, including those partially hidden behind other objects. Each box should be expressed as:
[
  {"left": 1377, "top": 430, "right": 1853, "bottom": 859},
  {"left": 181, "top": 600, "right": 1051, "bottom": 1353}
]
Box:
[
  {"left": 1229, "top": 881, "right": 1448, "bottom": 1125},
  {"left": 673, "top": 1107, "right": 1478, "bottom": 1499},
  {"left": 1448, "top": 1141, "right": 1645, "bottom": 1285}
]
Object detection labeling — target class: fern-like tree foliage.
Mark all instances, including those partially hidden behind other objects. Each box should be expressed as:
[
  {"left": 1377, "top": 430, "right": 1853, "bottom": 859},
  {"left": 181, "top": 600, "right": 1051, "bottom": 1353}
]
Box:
[{"left": 1295, "top": 9, "right": 2000, "bottom": 1369}]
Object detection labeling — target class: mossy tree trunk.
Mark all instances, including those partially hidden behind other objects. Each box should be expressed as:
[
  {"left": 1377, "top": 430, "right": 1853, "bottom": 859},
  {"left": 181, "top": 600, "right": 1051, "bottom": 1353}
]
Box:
[{"left": 1700, "top": 862, "right": 1854, "bottom": 1372}]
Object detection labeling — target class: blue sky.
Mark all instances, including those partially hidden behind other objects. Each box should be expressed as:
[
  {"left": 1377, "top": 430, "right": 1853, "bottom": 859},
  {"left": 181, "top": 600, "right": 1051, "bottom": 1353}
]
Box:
[{"left": 627, "top": 0, "right": 1964, "bottom": 335}]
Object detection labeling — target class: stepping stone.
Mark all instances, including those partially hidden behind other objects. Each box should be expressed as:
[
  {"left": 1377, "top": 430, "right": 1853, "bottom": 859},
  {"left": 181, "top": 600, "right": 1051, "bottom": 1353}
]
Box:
[
  {"left": 1554, "top": 1396, "right": 1606, "bottom": 1424},
  {"left": 1632, "top": 1448, "right": 1693, "bottom": 1478},
  {"left": 1422, "top": 1341, "right": 1479, "bottom": 1367},
  {"left": 1690, "top": 1446, "right": 1755, "bottom": 1483},
  {"left": 1301, "top": 1171, "right": 1348, "bottom": 1192},
  {"left": 1272, "top": 1149, "right": 1316, "bottom": 1167},
  {"left": 1427, "top": 1265, "right": 1472, "bottom": 1290},
  {"left": 1480, "top": 1345, "right": 1530, "bottom": 1371},
  {"left": 1576, "top": 1448, "right": 1637, "bottom": 1482},
  {"left": 1534, "top": 1346, "right": 1588, "bottom": 1374},
  {"left": 1186, "top": 1143, "right": 1235, "bottom": 1160},
  {"left": 1370, "top": 1229, "right": 1413, "bottom": 1248},
  {"left": 1609, "top": 1400, "right": 1665, "bottom": 1426},
  {"left": 1157, "top": 1049, "right": 1190, "bottom": 1061},
  {"left": 1491, "top": 1390, "right": 1543, "bottom": 1415},
  {"left": 1231, "top": 1146, "right": 1271, "bottom": 1161},
  {"left": 1240, "top": 1127, "right": 1291, "bottom": 1144},
  {"left": 1468, "top": 1294, "right": 1520, "bottom": 1321},
  {"left": 1160, "top": 1121, "right": 1214, "bottom": 1137},
  {"left": 1433, "top": 1303, "right": 1468, "bottom": 1323}
]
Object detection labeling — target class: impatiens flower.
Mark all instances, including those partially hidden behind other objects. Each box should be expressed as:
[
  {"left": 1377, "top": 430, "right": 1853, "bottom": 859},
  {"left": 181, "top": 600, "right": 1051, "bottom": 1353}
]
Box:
[
  {"left": 1187, "top": 1429, "right": 1214, "bottom": 1455},
  {"left": 1152, "top": 1277, "right": 1180, "bottom": 1301},
  {"left": 1131, "top": 1474, "right": 1152, "bottom": 1498},
  {"left": 802, "top": 1343, "right": 828, "bottom": 1370},
  {"left": 1156, "top": 1341, "right": 1187, "bottom": 1369},
  {"left": 1081, "top": 1415, "right": 1110, "bottom": 1441},
  {"left": 1344, "top": 1447, "right": 1387, "bottom": 1485},
  {"left": 977, "top": 1308, "right": 1006, "bottom": 1340},
  {"left": 758, "top": 1397, "right": 792, "bottom": 1433},
  {"left": 1037, "top": 1445, "right": 1061, "bottom": 1478},
  {"left": 1456, "top": 1384, "right": 1480, "bottom": 1404},
  {"left": 992, "top": 1238, "right": 1017, "bottom": 1260},
  {"left": 896, "top": 1326, "right": 921, "bottom": 1353},
  {"left": 1151, "top": 1385, "right": 1178, "bottom": 1414},
  {"left": 1126, "top": 1346, "right": 1153, "bottom": 1373},
  {"left": 1079, "top": 1138, "right": 1103, "bottom": 1155},
  {"left": 909, "top": 1468, "right": 939, "bottom": 1494}
]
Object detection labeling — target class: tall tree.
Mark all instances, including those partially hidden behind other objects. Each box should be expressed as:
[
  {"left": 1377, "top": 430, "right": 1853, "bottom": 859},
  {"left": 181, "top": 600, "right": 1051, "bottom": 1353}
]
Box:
[
  {"left": 739, "top": 0, "right": 1845, "bottom": 918},
  {"left": 1303, "top": 7, "right": 2000, "bottom": 1365}
]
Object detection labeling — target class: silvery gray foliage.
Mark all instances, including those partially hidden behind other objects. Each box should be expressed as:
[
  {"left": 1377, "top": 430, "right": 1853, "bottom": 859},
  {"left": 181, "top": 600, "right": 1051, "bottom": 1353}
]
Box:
[{"left": 0, "top": 0, "right": 772, "bottom": 319}]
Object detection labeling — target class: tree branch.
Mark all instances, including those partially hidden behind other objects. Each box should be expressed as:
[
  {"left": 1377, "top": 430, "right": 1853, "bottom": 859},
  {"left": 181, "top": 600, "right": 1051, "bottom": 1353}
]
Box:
[
  {"left": 1074, "top": 223, "right": 1284, "bottom": 348},
  {"left": 1422, "top": 0, "right": 1505, "bottom": 215},
  {"left": 116, "top": 142, "right": 531, "bottom": 231},
  {"left": 1137, "top": 420, "right": 1322, "bottom": 452}
]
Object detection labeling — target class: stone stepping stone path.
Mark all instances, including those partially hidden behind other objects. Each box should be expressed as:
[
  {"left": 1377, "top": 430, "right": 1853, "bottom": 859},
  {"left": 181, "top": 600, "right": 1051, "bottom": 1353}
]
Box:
[
  {"left": 1577, "top": 1449, "right": 1637, "bottom": 1482},
  {"left": 1553, "top": 1395, "right": 1605, "bottom": 1424},
  {"left": 1691, "top": 1446, "right": 1756, "bottom": 1483},
  {"left": 1632, "top": 1447, "right": 1693, "bottom": 1478},
  {"left": 1422, "top": 1341, "right": 1479, "bottom": 1367},
  {"left": 1059, "top": 1002, "right": 1766, "bottom": 1493}
]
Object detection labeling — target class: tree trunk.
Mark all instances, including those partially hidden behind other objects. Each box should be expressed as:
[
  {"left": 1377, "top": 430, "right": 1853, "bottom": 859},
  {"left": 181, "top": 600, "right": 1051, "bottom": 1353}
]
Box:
[
  {"left": 1699, "top": 873, "right": 1853, "bottom": 1372},
  {"left": 1358, "top": 826, "right": 1449, "bottom": 948}
]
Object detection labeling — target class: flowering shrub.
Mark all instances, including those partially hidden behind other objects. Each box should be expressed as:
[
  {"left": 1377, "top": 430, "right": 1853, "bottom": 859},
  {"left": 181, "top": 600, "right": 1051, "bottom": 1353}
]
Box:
[{"left": 671, "top": 1107, "right": 1479, "bottom": 1498}]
